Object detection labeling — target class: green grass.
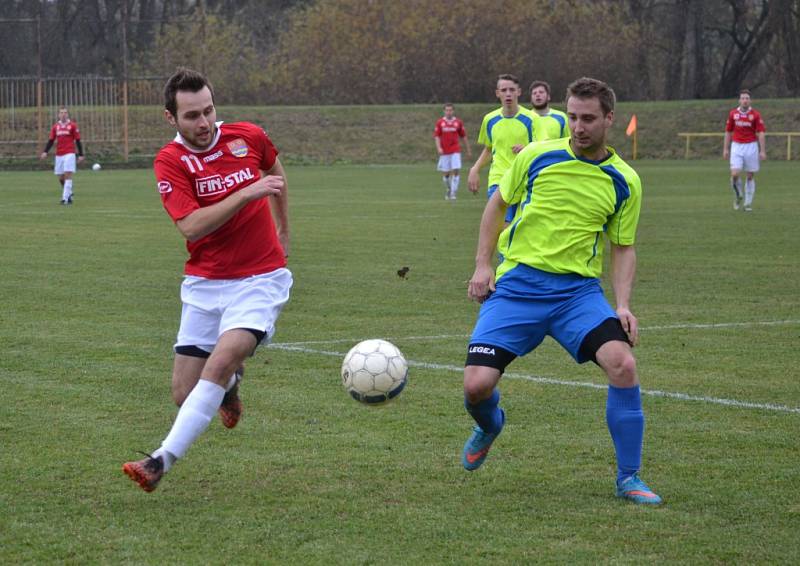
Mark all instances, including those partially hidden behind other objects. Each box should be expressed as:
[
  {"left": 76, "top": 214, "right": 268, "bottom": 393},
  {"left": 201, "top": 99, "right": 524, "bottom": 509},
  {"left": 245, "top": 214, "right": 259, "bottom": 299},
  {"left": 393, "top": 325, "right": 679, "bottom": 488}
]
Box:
[
  {"left": 1, "top": 162, "right": 799, "bottom": 563},
  {"left": 3, "top": 98, "right": 800, "bottom": 167}
]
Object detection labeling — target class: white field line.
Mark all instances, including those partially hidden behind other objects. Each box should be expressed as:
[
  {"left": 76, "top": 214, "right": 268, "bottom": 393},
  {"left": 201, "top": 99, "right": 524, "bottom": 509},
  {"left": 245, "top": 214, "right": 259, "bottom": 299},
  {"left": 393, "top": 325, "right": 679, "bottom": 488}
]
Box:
[
  {"left": 275, "top": 319, "right": 800, "bottom": 347},
  {"left": 268, "top": 319, "right": 800, "bottom": 415}
]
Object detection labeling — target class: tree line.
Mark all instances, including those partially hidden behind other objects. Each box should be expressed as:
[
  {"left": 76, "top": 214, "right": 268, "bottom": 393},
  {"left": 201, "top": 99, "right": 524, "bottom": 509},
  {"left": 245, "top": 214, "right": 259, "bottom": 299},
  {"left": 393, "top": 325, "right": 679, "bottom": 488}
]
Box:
[{"left": 1, "top": 0, "right": 798, "bottom": 104}]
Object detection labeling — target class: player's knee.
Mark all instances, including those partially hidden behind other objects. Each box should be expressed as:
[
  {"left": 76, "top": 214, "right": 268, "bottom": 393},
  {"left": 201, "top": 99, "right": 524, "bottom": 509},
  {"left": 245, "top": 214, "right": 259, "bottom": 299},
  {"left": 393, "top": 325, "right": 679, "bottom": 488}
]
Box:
[
  {"left": 463, "top": 367, "right": 499, "bottom": 403},
  {"left": 601, "top": 348, "right": 638, "bottom": 386}
]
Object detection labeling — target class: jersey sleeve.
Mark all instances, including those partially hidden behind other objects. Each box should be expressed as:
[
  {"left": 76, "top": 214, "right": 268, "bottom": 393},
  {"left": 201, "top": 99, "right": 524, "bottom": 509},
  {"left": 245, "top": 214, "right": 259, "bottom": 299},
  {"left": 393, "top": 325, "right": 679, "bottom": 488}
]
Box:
[
  {"left": 458, "top": 120, "right": 467, "bottom": 138},
  {"left": 72, "top": 123, "right": 81, "bottom": 140},
  {"left": 49, "top": 124, "right": 57, "bottom": 141},
  {"left": 498, "top": 144, "right": 534, "bottom": 205},
  {"left": 154, "top": 152, "right": 199, "bottom": 222},
  {"left": 725, "top": 111, "right": 735, "bottom": 132},
  {"left": 477, "top": 115, "right": 491, "bottom": 148},
  {"left": 433, "top": 120, "right": 442, "bottom": 138},
  {"left": 254, "top": 127, "right": 278, "bottom": 172},
  {"left": 755, "top": 112, "right": 766, "bottom": 132},
  {"left": 606, "top": 169, "right": 642, "bottom": 246}
]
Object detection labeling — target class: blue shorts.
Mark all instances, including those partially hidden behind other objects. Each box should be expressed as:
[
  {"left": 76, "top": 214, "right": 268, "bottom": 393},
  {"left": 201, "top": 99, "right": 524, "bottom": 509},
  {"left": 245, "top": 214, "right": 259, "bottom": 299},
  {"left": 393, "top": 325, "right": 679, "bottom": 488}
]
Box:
[
  {"left": 487, "top": 184, "right": 518, "bottom": 223},
  {"left": 469, "top": 263, "right": 618, "bottom": 363}
]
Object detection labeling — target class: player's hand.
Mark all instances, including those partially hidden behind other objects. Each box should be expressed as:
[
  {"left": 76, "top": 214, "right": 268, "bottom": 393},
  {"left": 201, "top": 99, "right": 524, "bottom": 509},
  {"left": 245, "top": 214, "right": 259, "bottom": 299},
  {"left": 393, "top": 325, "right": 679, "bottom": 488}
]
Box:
[
  {"left": 760, "top": 150, "right": 767, "bottom": 160},
  {"left": 39, "top": 152, "right": 47, "bottom": 160},
  {"left": 243, "top": 175, "right": 283, "bottom": 201},
  {"left": 77, "top": 155, "right": 85, "bottom": 164},
  {"left": 616, "top": 307, "right": 639, "bottom": 346},
  {"left": 512, "top": 144, "right": 525, "bottom": 154},
  {"left": 468, "top": 264, "right": 496, "bottom": 303},
  {"left": 723, "top": 149, "right": 729, "bottom": 159},
  {"left": 467, "top": 168, "right": 479, "bottom": 194}
]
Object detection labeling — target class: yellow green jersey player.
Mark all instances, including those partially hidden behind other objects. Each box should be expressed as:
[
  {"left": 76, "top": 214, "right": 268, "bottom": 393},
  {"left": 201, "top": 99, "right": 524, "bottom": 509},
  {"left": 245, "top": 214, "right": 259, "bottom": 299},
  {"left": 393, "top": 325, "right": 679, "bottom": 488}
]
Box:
[
  {"left": 468, "top": 74, "right": 535, "bottom": 201},
  {"left": 530, "top": 80, "right": 569, "bottom": 141},
  {"left": 461, "top": 77, "right": 661, "bottom": 507}
]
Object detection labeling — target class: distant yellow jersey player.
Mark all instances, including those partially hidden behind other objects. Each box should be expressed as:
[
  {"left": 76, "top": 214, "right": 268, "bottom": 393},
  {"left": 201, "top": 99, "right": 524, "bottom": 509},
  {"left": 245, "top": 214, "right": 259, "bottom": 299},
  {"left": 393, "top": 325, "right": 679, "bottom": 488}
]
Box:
[
  {"left": 468, "top": 74, "right": 535, "bottom": 201},
  {"left": 529, "top": 80, "right": 569, "bottom": 141}
]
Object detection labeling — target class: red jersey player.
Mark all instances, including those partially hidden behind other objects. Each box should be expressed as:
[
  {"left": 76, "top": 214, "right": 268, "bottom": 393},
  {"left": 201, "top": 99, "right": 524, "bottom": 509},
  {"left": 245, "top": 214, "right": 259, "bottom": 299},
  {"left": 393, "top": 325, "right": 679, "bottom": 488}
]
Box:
[
  {"left": 123, "top": 68, "right": 292, "bottom": 492},
  {"left": 39, "top": 107, "right": 84, "bottom": 205},
  {"left": 723, "top": 89, "right": 766, "bottom": 212},
  {"left": 434, "top": 103, "right": 471, "bottom": 200}
]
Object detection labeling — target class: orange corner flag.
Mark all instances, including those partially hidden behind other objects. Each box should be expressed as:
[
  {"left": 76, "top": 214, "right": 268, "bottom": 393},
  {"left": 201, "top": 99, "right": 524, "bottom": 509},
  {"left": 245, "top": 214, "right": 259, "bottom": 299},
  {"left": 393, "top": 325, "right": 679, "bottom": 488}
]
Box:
[{"left": 626, "top": 115, "right": 638, "bottom": 137}]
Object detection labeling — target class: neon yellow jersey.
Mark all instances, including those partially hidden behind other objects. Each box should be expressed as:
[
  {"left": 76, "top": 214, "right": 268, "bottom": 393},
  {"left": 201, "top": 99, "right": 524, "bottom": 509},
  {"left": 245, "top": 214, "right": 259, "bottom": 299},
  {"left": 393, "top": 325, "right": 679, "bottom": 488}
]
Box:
[
  {"left": 533, "top": 108, "right": 569, "bottom": 140},
  {"left": 477, "top": 107, "right": 535, "bottom": 186},
  {"left": 496, "top": 137, "right": 642, "bottom": 280}
]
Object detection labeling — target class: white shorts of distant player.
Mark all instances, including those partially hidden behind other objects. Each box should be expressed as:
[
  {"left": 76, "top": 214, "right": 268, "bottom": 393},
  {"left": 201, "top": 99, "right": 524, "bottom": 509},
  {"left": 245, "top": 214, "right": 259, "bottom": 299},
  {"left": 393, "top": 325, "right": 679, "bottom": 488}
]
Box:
[
  {"left": 175, "top": 268, "right": 293, "bottom": 353},
  {"left": 437, "top": 152, "right": 462, "bottom": 172},
  {"left": 54, "top": 153, "right": 77, "bottom": 175},
  {"left": 729, "top": 141, "right": 760, "bottom": 172}
]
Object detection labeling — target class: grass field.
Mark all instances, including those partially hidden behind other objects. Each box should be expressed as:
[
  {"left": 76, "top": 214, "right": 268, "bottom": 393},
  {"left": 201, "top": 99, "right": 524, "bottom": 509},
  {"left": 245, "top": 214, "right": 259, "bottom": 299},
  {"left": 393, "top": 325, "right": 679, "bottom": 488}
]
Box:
[{"left": 1, "top": 161, "right": 799, "bottom": 563}]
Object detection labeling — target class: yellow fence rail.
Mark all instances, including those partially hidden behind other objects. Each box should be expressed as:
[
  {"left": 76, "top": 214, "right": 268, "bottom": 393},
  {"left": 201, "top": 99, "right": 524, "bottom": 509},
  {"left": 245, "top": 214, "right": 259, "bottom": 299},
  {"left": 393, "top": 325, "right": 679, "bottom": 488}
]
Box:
[{"left": 678, "top": 132, "right": 800, "bottom": 160}]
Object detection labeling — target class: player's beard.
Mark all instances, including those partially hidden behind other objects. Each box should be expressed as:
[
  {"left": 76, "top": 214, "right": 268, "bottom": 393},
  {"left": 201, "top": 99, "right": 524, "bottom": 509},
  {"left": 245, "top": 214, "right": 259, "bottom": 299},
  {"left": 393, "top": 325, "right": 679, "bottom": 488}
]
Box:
[
  {"left": 183, "top": 123, "right": 216, "bottom": 151},
  {"left": 532, "top": 101, "right": 547, "bottom": 111}
]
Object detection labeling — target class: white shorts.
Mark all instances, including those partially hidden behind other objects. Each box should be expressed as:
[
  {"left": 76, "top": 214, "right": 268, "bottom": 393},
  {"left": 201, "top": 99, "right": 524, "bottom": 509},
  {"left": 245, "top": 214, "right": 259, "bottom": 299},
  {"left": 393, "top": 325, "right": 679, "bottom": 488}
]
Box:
[
  {"left": 175, "top": 268, "right": 293, "bottom": 353},
  {"left": 730, "top": 142, "right": 760, "bottom": 173},
  {"left": 54, "top": 153, "right": 76, "bottom": 175},
  {"left": 437, "top": 152, "right": 462, "bottom": 172}
]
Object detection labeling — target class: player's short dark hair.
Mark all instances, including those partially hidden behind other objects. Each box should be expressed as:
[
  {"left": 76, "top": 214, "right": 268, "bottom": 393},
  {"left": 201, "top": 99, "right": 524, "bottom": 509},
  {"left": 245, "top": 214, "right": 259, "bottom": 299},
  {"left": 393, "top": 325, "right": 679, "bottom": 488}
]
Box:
[
  {"left": 443, "top": 102, "right": 454, "bottom": 109},
  {"left": 497, "top": 74, "right": 520, "bottom": 87},
  {"left": 739, "top": 89, "right": 752, "bottom": 96},
  {"left": 164, "top": 68, "right": 215, "bottom": 117},
  {"left": 529, "top": 80, "right": 551, "bottom": 95},
  {"left": 566, "top": 77, "right": 616, "bottom": 115}
]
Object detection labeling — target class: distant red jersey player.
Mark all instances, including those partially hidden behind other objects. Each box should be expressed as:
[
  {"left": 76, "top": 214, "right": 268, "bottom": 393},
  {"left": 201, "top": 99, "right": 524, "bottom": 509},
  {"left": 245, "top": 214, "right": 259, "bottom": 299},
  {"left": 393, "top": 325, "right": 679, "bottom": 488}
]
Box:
[
  {"left": 723, "top": 90, "right": 766, "bottom": 212},
  {"left": 39, "top": 107, "right": 84, "bottom": 205},
  {"left": 434, "top": 103, "right": 471, "bottom": 200},
  {"left": 123, "top": 68, "right": 292, "bottom": 493}
]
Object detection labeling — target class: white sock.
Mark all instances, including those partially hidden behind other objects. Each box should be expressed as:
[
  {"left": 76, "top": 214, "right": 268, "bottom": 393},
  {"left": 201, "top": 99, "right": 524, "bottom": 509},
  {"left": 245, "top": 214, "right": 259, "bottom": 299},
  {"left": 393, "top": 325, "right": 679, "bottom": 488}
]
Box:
[
  {"left": 744, "top": 179, "right": 755, "bottom": 206},
  {"left": 451, "top": 174, "right": 460, "bottom": 196},
  {"left": 225, "top": 372, "right": 238, "bottom": 392},
  {"left": 160, "top": 379, "right": 225, "bottom": 461},
  {"left": 63, "top": 179, "right": 73, "bottom": 201}
]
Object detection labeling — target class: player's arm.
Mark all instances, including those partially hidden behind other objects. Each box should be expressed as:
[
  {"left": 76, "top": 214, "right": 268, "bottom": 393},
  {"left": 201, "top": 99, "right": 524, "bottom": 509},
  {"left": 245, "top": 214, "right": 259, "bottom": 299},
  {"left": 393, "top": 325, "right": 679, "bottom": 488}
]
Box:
[
  {"left": 461, "top": 131, "right": 472, "bottom": 159},
  {"left": 39, "top": 139, "right": 54, "bottom": 159},
  {"left": 434, "top": 135, "right": 443, "bottom": 155},
  {"left": 467, "top": 190, "right": 507, "bottom": 303},
  {"left": 468, "top": 146, "right": 492, "bottom": 194},
  {"left": 175, "top": 173, "right": 284, "bottom": 243},
  {"left": 263, "top": 157, "right": 290, "bottom": 257},
  {"left": 723, "top": 131, "right": 732, "bottom": 159},
  {"left": 757, "top": 131, "right": 766, "bottom": 160},
  {"left": 610, "top": 243, "right": 638, "bottom": 345},
  {"left": 75, "top": 139, "right": 85, "bottom": 163}
]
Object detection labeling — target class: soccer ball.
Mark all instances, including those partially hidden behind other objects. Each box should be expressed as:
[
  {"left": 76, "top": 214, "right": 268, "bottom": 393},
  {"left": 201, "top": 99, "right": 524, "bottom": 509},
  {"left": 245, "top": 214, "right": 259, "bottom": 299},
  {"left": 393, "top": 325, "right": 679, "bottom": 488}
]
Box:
[
  {"left": 92, "top": 163, "right": 101, "bottom": 171},
  {"left": 341, "top": 339, "right": 408, "bottom": 404}
]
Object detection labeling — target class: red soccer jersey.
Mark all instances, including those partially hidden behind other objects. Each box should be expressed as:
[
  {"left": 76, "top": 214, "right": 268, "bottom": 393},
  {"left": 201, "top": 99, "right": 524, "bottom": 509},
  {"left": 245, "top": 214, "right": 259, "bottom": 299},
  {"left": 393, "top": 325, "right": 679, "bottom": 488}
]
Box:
[
  {"left": 154, "top": 121, "right": 286, "bottom": 279},
  {"left": 725, "top": 107, "right": 766, "bottom": 143},
  {"left": 49, "top": 120, "right": 81, "bottom": 156},
  {"left": 434, "top": 117, "right": 467, "bottom": 155}
]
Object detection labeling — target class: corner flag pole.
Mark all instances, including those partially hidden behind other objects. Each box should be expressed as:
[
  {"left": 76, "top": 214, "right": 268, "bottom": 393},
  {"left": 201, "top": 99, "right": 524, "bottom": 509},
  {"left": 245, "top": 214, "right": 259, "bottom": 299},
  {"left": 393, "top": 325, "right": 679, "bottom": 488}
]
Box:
[{"left": 626, "top": 114, "right": 638, "bottom": 160}]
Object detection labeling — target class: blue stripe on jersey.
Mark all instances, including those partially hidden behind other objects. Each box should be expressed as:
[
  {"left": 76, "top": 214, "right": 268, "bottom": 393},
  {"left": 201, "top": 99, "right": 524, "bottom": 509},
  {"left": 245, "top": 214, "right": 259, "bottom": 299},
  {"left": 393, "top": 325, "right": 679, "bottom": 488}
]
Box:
[
  {"left": 515, "top": 113, "right": 534, "bottom": 142},
  {"left": 506, "top": 149, "right": 573, "bottom": 249},
  {"left": 486, "top": 115, "right": 503, "bottom": 144},
  {"left": 599, "top": 164, "right": 631, "bottom": 213},
  {"left": 550, "top": 113, "right": 567, "bottom": 137}
]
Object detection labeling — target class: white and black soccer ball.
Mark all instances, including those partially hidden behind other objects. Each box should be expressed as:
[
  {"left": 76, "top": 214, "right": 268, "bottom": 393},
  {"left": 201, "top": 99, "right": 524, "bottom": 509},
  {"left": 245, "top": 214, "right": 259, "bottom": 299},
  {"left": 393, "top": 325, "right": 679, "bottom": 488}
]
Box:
[
  {"left": 341, "top": 339, "right": 408, "bottom": 404},
  {"left": 92, "top": 163, "right": 101, "bottom": 171}
]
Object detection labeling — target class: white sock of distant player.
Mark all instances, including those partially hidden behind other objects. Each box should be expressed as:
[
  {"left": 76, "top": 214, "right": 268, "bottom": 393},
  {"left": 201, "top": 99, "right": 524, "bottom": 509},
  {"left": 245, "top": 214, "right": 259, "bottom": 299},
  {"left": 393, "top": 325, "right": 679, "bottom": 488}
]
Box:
[
  {"left": 744, "top": 178, "right": 755, "bottom": 207},
  {"left": 156, "top": 379, "right": 225, "bottom": 472},
  {"left": 63, "top": 179, "right": 73, "bottom": 201},
  {"left": 450, "top": 174, "right": 460, "bottom": 197}
]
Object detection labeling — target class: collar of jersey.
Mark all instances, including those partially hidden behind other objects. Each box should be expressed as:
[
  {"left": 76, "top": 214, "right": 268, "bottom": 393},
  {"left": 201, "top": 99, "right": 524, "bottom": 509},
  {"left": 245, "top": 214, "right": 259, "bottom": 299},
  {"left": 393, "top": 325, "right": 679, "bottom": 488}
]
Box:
[
  {"left": 566, "top": 142, "right": 616, "bottom": 165},
  {"left": 174, "top": 121, "right": 224, "bottom": 153}
]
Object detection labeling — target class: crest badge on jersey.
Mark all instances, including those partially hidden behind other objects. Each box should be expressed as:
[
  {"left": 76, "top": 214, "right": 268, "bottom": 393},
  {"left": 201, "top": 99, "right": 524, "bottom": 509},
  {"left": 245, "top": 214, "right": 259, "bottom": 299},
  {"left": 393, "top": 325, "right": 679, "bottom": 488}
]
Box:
[{"left": 227, "top": 138, "right": 248, "bottom": 158}]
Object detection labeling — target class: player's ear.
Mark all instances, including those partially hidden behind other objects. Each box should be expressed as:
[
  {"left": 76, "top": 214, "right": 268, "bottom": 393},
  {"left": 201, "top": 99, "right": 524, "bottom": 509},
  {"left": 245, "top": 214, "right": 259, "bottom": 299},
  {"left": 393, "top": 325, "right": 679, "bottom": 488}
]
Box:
[{"left": 164, "top": 109, "right": 177, "bottom": 127}]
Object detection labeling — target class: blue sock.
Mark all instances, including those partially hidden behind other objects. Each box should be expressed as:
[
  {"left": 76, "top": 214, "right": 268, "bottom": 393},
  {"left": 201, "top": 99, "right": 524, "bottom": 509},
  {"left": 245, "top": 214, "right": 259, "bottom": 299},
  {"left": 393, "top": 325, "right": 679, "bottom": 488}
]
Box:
[
  {"left": 606, "top": 384, "right": 644, "bottom": 482},
  {"left": 465, "top": 388, "right": 504, "bottom": 435}
]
